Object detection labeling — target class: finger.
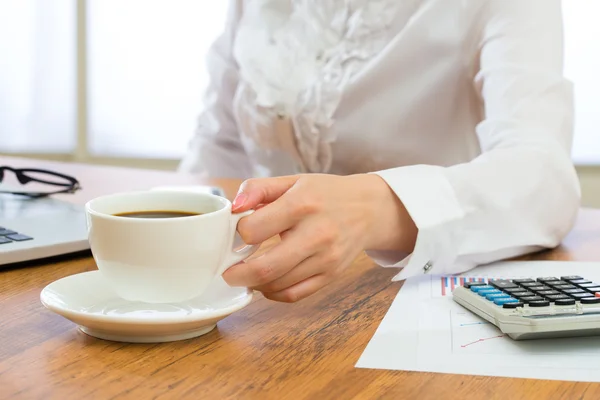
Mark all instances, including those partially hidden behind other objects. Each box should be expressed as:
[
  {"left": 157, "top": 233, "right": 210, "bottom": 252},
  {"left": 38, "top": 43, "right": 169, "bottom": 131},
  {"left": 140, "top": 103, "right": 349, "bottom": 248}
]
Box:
[
  {"left": 263, "top": 274, "right": 331, "bottom": 303},
  {"left": 237, "top": 182, "right": 320, "bottom": 245},
  {"left": 236, "top": 198, "right": 298, "bottom": 244},
  {"left": 222, "top": 228, "right": 314, "bottom": 287},
  {"left": 232, "top": 175, "right": 299, "bottom": 213},
  {"left": 252, "top": 253, "right": 330, "bottom": 293}
]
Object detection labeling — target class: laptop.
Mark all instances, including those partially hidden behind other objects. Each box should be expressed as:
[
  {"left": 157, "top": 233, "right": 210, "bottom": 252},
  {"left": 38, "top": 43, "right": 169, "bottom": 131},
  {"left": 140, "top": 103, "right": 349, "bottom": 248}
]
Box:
[
  {"left": 0, "top": 184, "right": 226, "bottom": 267},
  {"left": 0, "top": 193, "right": 89, "bottom": 266}
]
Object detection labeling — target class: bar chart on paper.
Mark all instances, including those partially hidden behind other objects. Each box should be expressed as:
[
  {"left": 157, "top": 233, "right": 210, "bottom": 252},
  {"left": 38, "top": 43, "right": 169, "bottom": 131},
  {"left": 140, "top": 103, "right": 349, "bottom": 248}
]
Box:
[{"left": 437, "top": 276, "right": 487, "bottom": 297}]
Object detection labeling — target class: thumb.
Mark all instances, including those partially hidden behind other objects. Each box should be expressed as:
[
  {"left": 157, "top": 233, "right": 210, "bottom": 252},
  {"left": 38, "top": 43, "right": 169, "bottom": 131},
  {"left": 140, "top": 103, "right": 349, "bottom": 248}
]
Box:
[{"left": 231, "top": 175, "right": 299, "bottom": 213}]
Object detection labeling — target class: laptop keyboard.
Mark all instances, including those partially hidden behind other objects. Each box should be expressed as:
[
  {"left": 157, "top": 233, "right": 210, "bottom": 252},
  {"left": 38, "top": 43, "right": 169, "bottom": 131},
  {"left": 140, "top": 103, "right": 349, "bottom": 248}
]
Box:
[{"left": 0, "top": 227, "right": 33, "bottom": 244}]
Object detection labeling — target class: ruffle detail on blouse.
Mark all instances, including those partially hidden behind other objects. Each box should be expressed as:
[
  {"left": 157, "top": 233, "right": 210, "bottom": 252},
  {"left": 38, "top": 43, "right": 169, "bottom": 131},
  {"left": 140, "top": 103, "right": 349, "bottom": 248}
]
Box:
[{"left": 233, "top": 0, "right": 411, "bottom": 173}]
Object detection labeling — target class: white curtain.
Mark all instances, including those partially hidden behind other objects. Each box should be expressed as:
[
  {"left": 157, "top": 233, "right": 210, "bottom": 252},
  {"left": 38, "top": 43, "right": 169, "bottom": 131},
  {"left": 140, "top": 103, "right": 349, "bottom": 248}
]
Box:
[
  {"left": 0, "top": 0, "right": 76, "bottom": 153},
  {"left": 0, "top": 0, "right": 598, "bottom": 164},
  {"left": 563, "top": 1, "right": 600, "bottom": 165},
  {"left": 87, "top": 0, "right": 227, "bottom": 158}
]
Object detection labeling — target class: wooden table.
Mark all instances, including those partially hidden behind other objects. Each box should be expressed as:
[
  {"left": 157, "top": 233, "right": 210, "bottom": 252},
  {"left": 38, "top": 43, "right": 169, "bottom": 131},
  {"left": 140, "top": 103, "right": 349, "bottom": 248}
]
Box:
[{"left": 2, "top": 157, "right": 600, "bottom": 399}]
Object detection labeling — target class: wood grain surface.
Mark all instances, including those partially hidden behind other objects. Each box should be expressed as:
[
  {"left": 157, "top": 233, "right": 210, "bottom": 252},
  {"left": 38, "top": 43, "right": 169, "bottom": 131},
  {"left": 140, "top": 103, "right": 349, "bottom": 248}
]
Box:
[{"left": 1, "top": 156, "right": 600, "bottom": 400}]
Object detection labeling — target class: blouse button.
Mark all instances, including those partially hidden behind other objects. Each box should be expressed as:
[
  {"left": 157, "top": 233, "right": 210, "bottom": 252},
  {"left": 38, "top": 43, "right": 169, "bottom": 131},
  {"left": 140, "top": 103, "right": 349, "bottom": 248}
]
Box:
[{"left": 423, "top": 261, "right": 433, "bottom": 273}]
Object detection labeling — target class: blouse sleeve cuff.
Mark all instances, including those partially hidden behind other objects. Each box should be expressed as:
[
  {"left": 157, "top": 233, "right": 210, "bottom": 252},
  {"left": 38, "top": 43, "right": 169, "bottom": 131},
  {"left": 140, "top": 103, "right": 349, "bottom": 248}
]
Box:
[{"left": 366, "top": 165, "right": 472, "bottom": 280}]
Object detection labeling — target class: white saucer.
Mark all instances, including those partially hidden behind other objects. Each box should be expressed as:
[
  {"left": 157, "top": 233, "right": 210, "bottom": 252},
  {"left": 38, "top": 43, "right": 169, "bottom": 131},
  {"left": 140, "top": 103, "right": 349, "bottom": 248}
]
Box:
[{"left": 40, "top": 271, "right": 253, "bottom": 343}]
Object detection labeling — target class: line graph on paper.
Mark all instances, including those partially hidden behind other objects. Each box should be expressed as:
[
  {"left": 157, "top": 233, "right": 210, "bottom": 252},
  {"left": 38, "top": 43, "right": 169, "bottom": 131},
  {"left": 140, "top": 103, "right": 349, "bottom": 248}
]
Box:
[
  {"left": 450, "top": 310, "right": 507, "bottom": 354},
  {"left": 450, "top": 310, "right": 600, "bottom": 356}
]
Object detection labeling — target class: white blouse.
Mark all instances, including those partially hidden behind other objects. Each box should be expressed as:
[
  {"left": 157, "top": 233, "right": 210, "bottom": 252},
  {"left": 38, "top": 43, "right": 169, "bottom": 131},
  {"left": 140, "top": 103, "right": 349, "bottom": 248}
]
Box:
[{"left": 179, "top": 0, "right": 581, "bottom": 281}]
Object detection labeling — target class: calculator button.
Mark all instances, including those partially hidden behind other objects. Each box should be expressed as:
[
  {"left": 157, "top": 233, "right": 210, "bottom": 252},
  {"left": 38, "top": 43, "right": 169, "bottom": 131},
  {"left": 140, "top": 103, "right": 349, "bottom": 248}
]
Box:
[
  {"left": 536, "top": 277, "right": 559, "bottom": 283},
  {"left": 502, "top": 301, "right": 525, "bottom": 309},
  {"left": 528, "top": 300, "right": 550, "bottom": 307},
  {"left": 561, "top": 276, "right": 584, "bottom": 282},
  {"left": 519, "top": 282, "right": 540, "bottom": 288},
  {"left": 470, "top": 285, "right": 494, "bottom": 293},
  {"left": 571, "top": 279, "right": 592, "bottom": 285},
  {"left": 493, "top": 297, "right": 519, "bottom": 305},
  {"left": 582, "top": 286, "right": 600, "bottom": 293},
  {"left": 545, "top": 294, "right": 570, "bottom": 301},
  {"left": 0, "top": 229, "right": 17, "bottom": 236},
  {"left": 511, "top": 291, "right": 536, "bottom": 299},
  {"left": 577, "top": 282, "right": 600, "bottom": 288},
  {"left": 512, "top": 279, "right": 535, "bottom": 284},
  {"left": 0, "top": 237, "right": 11, "bottom": 244},
  {"left": 463, "top": 282, "right": 488, "bottom": 289},
  {"left": 490, "top": 280, "right": 519, "bottom": 289},
  {"left": 562, "top": 288, "right": 585, "bottom": 294},
  {"left": 504, "top": 287, "right": 529, "bottom": 294},
  {"left": 478, "top": 289, "right": 502, "bottom": 297},
  {"left": 546, "top": 280, "right": 568, "bottom": 287},
  {"left": 485, "top": 293, "right": 511, "bottom": 301},
  {"left": 553, "top": 284, "right": 577, "bottom": 290},
  {"left": 520, "top": 296, "right": 545, "bottom": 303},
  {"left": 536, "top": 290, "right": 560, "bottom": 296},
  {"left": 555, "top": 298, "right": 576, "bottom": 306},
  {"left": 528, "top": 286, "right": 551, "bottom": 292},
  {"left": 568, "top": 292, "right": 594, "bottom": 299},
  {"left": 580, "top": 297, "right": 600, "bottom": 304}
]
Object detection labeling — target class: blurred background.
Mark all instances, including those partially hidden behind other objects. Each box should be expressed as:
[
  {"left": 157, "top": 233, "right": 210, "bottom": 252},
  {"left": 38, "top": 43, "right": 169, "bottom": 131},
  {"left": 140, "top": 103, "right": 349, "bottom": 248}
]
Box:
[{"left": 0, "top": 1, "right": 599, "bottom": 205}]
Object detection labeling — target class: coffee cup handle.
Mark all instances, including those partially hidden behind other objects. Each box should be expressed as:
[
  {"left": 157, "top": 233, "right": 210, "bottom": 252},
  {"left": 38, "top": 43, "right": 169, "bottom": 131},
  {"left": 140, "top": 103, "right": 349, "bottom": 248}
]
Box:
[{"left": 219, "top": 210, "right": 260, "bottom": 275}]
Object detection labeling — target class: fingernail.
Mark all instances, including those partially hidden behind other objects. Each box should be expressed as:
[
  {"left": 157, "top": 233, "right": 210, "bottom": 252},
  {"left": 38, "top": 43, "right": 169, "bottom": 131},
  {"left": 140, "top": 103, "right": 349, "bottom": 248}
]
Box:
[{"left": 232, "top": 192, "right": 248, "bottom": 210}]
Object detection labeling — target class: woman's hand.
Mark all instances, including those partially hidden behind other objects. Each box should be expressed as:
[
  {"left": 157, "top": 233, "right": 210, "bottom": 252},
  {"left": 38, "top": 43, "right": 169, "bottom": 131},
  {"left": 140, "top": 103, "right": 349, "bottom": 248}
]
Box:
[{"left": 222, "top": 173, "right": 417, "bottom": 302}]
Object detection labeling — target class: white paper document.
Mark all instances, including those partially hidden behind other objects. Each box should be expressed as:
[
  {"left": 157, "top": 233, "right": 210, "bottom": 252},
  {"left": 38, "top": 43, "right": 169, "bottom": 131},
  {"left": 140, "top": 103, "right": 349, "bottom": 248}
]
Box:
[{"left": 356, "top": 261, "right": 600, "bottom": 382}]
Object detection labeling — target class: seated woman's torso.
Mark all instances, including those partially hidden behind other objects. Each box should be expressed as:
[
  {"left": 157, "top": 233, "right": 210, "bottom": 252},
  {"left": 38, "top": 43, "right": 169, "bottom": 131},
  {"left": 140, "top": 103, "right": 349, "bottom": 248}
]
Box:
[{"left": 231, "top": 0, "right": 486, "bottom": 177}]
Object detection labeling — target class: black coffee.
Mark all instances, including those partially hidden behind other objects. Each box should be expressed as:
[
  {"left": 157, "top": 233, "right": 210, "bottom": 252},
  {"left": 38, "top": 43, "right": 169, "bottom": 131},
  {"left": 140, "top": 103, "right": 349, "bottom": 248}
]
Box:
[{"left": 114, "top": 211, "right": 201, "bottom": 219}]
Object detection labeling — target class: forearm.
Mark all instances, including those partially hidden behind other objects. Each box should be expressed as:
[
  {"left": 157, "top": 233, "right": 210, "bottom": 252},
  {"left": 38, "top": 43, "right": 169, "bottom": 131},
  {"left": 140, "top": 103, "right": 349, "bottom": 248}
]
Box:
[{"left": 364, "top": 139, "right": 579, "bottom": 280}]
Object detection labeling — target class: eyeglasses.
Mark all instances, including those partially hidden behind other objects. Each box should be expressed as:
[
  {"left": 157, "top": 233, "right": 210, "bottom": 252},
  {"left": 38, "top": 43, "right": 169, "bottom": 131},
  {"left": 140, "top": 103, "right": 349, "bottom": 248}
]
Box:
[{"left": 0, "top": 166, "right": 81, "bottom": 198}]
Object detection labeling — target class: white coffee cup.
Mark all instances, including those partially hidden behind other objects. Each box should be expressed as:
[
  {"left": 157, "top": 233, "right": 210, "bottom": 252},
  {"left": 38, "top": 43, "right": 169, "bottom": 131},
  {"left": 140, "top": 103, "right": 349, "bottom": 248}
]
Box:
[{"left": 85, "top": 190, "right": 259, "bottom": 303}]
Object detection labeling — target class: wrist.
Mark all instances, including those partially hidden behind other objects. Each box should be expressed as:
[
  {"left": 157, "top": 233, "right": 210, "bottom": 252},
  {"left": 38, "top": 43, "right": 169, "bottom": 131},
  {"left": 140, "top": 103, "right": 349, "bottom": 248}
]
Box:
[{"left": 355, "top": 173, "right": 417, "bottom": 252}]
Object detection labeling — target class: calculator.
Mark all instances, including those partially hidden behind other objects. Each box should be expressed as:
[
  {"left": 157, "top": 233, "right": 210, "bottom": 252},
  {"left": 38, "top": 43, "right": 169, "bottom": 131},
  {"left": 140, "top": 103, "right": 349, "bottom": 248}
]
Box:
[{"left": 452, "top": 275, "right": 600, "bottom": 340}]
